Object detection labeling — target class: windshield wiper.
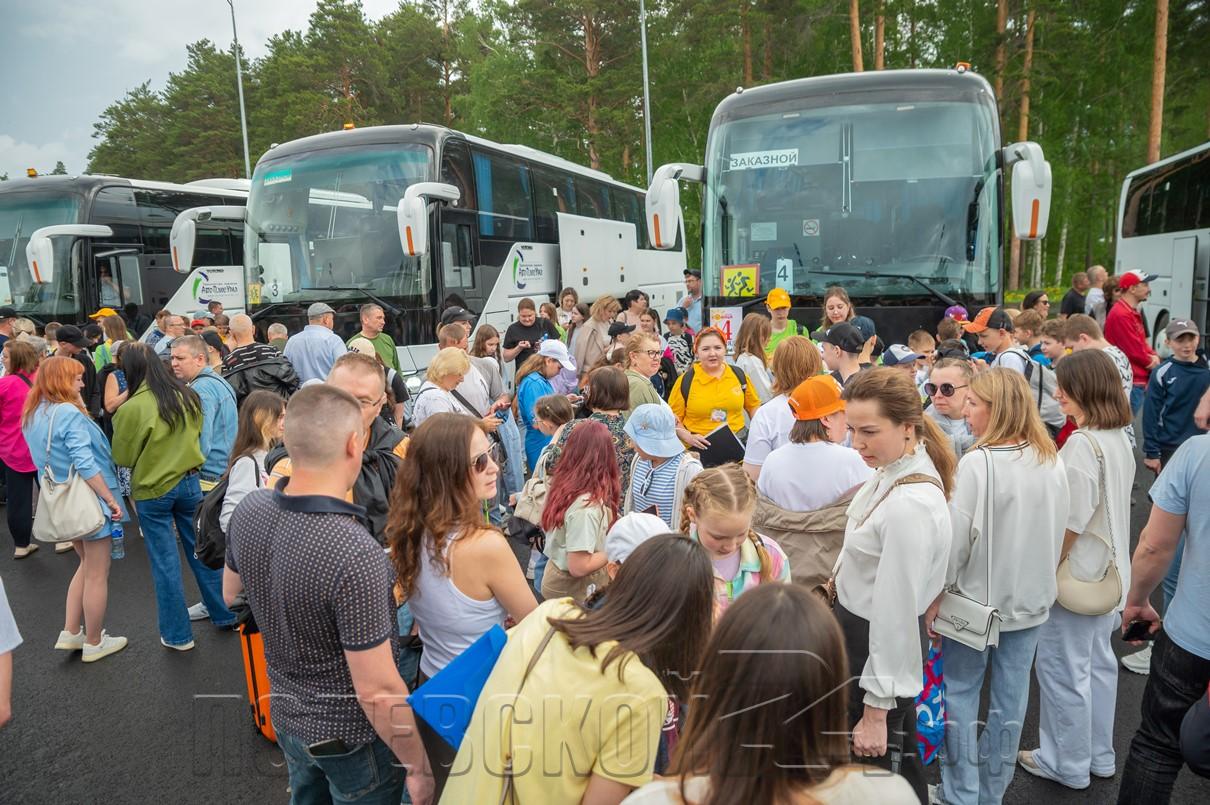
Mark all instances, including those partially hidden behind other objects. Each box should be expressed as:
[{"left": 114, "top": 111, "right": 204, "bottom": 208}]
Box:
[{"left": 814, "top": 269, "right": 959, "bottom": 308}]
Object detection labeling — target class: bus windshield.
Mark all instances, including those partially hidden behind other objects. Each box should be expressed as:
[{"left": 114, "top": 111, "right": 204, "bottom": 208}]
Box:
[
  {"left": 0, "top": 192, "right": 82, "bottom": 318},
  {"left": 245, "top": 143, "right": 433, "bottom": 307},
  {"left": 703, "top": 98, "right": 1001, "bottom": 305}
]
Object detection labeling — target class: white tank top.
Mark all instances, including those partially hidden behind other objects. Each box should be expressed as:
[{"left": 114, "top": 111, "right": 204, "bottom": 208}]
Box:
[{"left": 409, "top": 532, "right": 507, "bottom": 678}]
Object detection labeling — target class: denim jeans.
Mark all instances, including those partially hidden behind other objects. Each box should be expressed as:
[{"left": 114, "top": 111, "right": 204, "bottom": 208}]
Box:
[
  {"left": 135, "top": 474, "right": 234, "bottom": 645},
  {"left": 1118, "top": 630, "right": 1210, "bottom": 803},
  {"left": 278, "top": 732, "right": 405, "bottom": 805},
  {"left": 1129, "top": 384, "right": 1146, "bottom": 416},
  {"left": 940, "top": 626, "right": 1042, "bottom": 805}
]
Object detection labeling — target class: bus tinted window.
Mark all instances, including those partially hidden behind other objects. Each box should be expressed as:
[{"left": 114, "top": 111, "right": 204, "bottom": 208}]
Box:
[
  {"left": 1123, "top": 150, "right": 1210, "bottom": 237},
  {"left": 532, "top": 166, "right": 576, "bottom": 242},
  {"left": 609, "top": 187, "right": 648, "bottom": 249},
  {"left": 472, "top": 151, "right": 533, "bottom": 241},
  {"left": 441, "top": 140, "right": 476, "bottom": 211},
  {"left": 573, "top": 178, "right": 611, "bottom": 219},
  {"left": 91, "top": 186, "right": 140, "bottom": 241}
]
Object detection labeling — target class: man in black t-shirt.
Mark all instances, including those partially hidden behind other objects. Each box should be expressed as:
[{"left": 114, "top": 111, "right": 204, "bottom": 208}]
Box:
[
  {"left": 1059, "top": 271, "right": 1090, "bottom": 318},
  {"left": 502, "top": 297, "right": 560, "bottom": 370}
]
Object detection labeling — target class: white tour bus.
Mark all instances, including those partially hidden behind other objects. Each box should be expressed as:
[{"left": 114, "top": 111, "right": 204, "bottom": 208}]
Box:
[
  {"left": 1116, "top": 140, "right": 1210, "bottom": 352},
  {"left": 4, "top": 175, "right": 249, "bottom": 333},
  {"left": 170, "top": 124, "right": 687, "bottom": 379}
]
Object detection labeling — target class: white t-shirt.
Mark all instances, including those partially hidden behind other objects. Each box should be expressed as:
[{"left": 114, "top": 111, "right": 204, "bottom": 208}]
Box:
[
  {"left": 990, "top": 348, "right": 1031, "bottom": 375},
  {"left": 758, "top": 441, "right": 872, "bottom": 511},
  {"left": 733, "top": 353, "right": 773, "bottom": 403},
  {"left": 412, "top": 381, "right": 463, "bottom": 427},
  {"left": 743, "top": 394, "right": 795, "bottom": 467}
]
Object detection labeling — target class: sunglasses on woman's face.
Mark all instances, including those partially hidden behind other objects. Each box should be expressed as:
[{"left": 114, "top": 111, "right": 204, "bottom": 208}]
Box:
[
  {"left": 471, "top": 449, "right": 493, "bottom": 474},
  {"left": 924, "top": 382, "right": 969, "bottom": 398}
]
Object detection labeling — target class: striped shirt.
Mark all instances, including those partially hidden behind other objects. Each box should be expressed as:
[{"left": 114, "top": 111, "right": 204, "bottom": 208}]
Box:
[{"left": 630, "top": 454, "right": 685, "bottom": 529}]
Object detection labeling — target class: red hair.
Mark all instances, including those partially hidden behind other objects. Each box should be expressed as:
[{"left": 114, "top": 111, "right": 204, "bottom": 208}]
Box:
[
  {"left": 22, "top": 355, "right": 86, "bottom": 425},
  {"left": 541, "top": 420, "right": 620, "bottom": 531}
]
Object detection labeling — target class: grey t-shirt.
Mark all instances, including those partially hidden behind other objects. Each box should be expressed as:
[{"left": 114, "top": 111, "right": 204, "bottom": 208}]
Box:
[
  {"left": 0, "top": 576, "right": 22, "bottom": 655},
  {"left": 227, "top": 486, "right": 398, "bottom": 744}
]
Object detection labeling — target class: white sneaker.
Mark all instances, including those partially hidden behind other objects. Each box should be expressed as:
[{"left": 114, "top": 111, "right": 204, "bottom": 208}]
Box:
[
  {"left": 188, "top": 602, "right": 210, "bottom": 621},
  {"left": 82, "top": 632, "right": 128, "bottom": 663},
  {"left": 54, "top": 541, "right": 74, "bottom": 554},
  {"left": 1017, "top": 750, "right": 1089, "bottom": 789},
  {"left": 161, "top": 637, "right": 195, "bottom": 651},
  {"left": 54, "top": 628, "right": 85, "bottom": 651},
  {"left": 1121, "top": 645, "right": 1152, "bottom": 675}
]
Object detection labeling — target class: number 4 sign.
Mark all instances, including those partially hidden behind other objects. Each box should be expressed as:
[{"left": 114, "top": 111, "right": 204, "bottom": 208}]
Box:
[
  {"left": 710, "top": 306, "right": 743, "bottom": 348},
  {"left": 775, "top": 257, "right": 794, "bottom": 290}
]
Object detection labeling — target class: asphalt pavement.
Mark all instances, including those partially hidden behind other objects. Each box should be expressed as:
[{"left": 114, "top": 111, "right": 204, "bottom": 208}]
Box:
[{"left": 1, "top": 458, "right": 1208, "bottom": 803}]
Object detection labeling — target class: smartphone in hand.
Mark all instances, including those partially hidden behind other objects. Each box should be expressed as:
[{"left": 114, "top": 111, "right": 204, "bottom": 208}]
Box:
[{"left": 1122, "top": 619, "right": 1158, "bottom": 642}]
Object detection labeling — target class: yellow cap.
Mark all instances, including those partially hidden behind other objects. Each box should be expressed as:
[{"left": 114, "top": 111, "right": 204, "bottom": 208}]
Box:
[
  {"left": 89, "top": 307, "right": 119, "bottom": 319},
  {"left": 766, "top": 287, "right": 791, "bottom": 309}
]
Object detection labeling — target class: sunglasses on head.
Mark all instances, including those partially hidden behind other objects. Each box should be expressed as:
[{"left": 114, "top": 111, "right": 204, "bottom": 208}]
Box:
[
  {"left": 471, "top": 449, "right": 495, "bottom": 474},
  {"left": 924, "top": 382, "right": 968, "bottom": 398}
]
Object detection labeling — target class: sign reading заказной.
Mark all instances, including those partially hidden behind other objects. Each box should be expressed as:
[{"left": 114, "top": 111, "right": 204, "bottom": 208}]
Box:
[{"left": 728, "top": 149, "right": 799, "bottom": 170}]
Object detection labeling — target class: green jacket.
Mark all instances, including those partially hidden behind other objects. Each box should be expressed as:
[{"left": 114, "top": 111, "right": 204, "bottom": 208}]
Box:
[
  {"left": 111, "top": 386, "right": 205, "bottom": 500},
  {"left": 348, "top": 331, "right": 401, "bottom": 374},
  {"left": 625, "top": 369, "right": 664, "bottom": 416}
]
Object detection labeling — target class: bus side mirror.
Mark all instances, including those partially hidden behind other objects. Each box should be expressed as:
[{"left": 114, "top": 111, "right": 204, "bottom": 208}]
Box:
[
  {"left": 397, "top": 182, "right": 461, "bottom": 258},
  {"left": 24, "top": 224, "right": 114, "bottom": 284},
  {"left": 645, "top": 163, "right": 704, "bottom": 250},
  {"left": 170, "top": 206, "right": 248, "bottom": 274},
  {"left": 1005, "top": 142, "right": 1052, "bottom": 240}
]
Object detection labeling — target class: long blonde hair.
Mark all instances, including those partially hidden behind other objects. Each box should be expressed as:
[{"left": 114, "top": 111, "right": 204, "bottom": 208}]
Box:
[
  {"left": 733, "top": 313, "right": 771, "bottom": 366},
  {"left": 843, "top": 368, "right": 957, "bottom": 498},
  {"left": 968, "top": 368, "right": 1058, "bottom": 463},
  {"left": 680, "top": 464, "right": 775, "bottom": 582}
]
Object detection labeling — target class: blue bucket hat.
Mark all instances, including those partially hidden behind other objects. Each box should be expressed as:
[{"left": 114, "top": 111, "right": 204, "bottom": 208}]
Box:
[{"left": 623, "top": 403, "right": 684, "bottom": 458}]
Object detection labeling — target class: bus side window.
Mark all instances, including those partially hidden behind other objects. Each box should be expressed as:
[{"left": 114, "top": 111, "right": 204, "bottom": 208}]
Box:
[
  {"left": 472, "top": 151, "right": 533, "bottom": 241},
  {"left": 610, "top": 187, "right": 648, "bottom": 249},
  {"left": 532, "top": 167, "right": 575, "bottom": 243},
  {"left": 116, "top": 254, "right": 143, "bottom": 305},
  {"left": 573, "top": 178, "right": 611, "bottom": 220},
  {"left": 441, "top": 140, "right": 477, "bottom": 211},
  {"left": 92, "top": 186, "right": 141, "bottom": 242}
]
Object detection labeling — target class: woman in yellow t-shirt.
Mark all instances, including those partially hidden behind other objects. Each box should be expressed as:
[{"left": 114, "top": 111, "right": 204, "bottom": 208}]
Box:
[
  {"left": 443, "top": 535, "right": 714, "bottom": 805},
  {"left": 668, "top": 327, "right": 761, "bottom": 450}
]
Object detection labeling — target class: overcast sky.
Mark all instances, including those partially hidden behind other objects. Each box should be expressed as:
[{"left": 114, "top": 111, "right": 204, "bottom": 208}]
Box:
[{"left": 0, "top": 0, "right": 402, "bottom": 180}]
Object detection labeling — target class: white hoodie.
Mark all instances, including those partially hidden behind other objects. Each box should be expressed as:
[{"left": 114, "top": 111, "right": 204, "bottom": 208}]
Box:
[{"left": 948, "top": 444, "right": 1069, "bottom": 632}]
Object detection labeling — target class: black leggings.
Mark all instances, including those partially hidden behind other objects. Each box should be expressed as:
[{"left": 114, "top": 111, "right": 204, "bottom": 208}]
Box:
[
  {"left": 3, "top": 462, "right": 37, "bottom": 549},
  {"left": 835, "top": 602, "right": 928, "bottom": 804}
]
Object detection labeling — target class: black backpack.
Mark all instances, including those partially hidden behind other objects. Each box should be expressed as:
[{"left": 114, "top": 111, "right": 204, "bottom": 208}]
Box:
[
  {"left": 194, "top": 456, "right": 262, "bottom": 570},
  {"left": 678, "top": 363, "right": 749, "bottom": 401}
]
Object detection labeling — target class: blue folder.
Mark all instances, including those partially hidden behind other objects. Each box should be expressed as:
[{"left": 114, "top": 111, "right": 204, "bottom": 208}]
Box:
[{"left": 407, "top": 624, "right": 508, "bottom": 750}]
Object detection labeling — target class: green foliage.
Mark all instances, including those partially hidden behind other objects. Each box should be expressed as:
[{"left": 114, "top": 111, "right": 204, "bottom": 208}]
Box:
[
  {"left": 84, "top": 0, "right": 1210, "bottom": 286},
  {"left": 51, "top": 161, "right": 68, "bottom": 175}
]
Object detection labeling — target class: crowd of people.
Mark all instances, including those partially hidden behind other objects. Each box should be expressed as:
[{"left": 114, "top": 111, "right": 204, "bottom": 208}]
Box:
[{"left": 0, "top": 265, "right": 1208, "bottom": 805}]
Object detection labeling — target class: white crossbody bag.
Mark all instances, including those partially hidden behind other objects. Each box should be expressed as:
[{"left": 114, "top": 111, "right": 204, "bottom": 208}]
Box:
[
  {"left": 32, "top": 405, "right": 107, "bottom": 544},
  {"left": 933, "top": 448, "right": 1002, "bottom": 651}
]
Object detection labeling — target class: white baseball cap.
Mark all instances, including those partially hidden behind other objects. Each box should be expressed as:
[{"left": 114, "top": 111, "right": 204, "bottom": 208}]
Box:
[
  {"left": 537, "top": 339, "right": 576, "bottom": 371},
  {"left": 605, "top": 513, "right": 671, "bottom": 564}
]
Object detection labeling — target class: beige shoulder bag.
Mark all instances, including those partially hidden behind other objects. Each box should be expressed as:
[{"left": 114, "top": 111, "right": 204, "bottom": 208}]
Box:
[{"left": 1056, "top": 432, "right": 1122, "bottom": 616}]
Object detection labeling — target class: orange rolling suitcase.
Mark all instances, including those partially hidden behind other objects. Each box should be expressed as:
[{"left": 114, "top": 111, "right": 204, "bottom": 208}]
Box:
[{"left": 239, "top": 620, "right": 277, "bottom": 743}]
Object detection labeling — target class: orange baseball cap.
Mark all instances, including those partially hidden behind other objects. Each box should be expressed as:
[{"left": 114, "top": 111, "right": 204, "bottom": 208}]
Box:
[
  {"left": 766, "top": 288, "right": 791, "bottom": 309},
  {"left": 89, "top": 307, "right": 119, "bottom": 319},
  {"left": 961, "top": 306, "right": 1014, "bottom": 333},
  {"left": 787, "top": 375, "right": 845, "bottom": 421}
]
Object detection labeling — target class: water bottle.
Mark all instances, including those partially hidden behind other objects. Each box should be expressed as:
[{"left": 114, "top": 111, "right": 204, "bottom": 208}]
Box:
[{"left": 110, "top": 523, "right": 125, "bottom": 560}]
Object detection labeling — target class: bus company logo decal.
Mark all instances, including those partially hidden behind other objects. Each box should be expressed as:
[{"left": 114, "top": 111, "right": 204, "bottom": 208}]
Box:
[
  {"left": 191, "top": 270, "right": 241, "bottom": 304},
  {"left": 729, "top": 149, "right": 798, "bottom": 171},
  {"left": 511, "top": 249, "right": 545, "bottom": 290}
]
